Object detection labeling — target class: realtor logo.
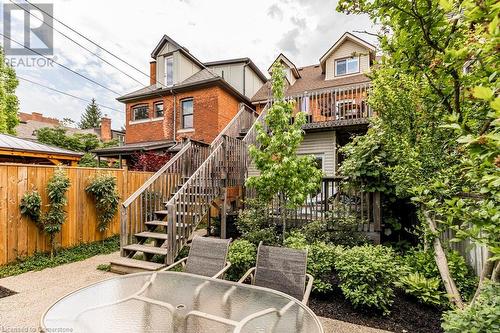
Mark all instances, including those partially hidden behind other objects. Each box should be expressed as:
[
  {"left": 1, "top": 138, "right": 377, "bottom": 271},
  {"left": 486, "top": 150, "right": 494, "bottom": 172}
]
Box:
[{"left": 3, "top": 3, "right": 54, "bottom": 55}]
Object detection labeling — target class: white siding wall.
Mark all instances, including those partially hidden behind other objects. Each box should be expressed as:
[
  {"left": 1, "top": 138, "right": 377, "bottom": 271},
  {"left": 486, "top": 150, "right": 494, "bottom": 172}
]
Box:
[
  {"left": 175, "top": 51, "right": 201, "bottom": 83},
  {"left": 325, "top": 40, "right": 370, "bottom": 80},
  {"left": 284, "top": 67, "right": 296, "bottom": 85},
  {"left": 244, "top": 66, "right": 265, "bottom": 98},
  {"left": 208, "top": 63, "right": 244, "bottom": 94},
  {"left": 156, "top": 42, "right": 177, "bottom": 88},
  {"left": 248, "top": 130, "right": 337, "bottom": 177}
]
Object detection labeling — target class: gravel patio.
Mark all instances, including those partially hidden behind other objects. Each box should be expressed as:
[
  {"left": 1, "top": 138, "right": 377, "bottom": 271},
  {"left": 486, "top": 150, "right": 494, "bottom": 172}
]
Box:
[{"left": 0, "top": 252, "right": 390, "bottom": 333}]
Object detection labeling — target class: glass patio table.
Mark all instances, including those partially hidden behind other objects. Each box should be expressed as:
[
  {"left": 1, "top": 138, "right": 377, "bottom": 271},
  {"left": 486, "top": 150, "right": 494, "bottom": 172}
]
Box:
[{"left": 41, "top": 271, "right": 324, "bottom": 333}]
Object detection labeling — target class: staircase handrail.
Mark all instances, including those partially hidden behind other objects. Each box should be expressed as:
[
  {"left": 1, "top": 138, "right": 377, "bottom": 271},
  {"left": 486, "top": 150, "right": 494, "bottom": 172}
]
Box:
[
  {"left": 122, "top": 140, "right": 194, "bottom": 208},
  {"left": 212, "top": 104, "right": 258, "bottom": 148}
]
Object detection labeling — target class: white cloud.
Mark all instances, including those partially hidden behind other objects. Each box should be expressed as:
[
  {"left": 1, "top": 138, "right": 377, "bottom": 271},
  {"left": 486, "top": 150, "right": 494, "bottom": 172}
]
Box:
[{"left": 6, "top": 0, "right": 375, "bottom": 129}]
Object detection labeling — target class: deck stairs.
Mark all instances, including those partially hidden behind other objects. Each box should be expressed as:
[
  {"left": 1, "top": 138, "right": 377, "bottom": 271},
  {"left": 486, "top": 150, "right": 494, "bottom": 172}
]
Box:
[{"left": 110, "top": 105, "right": 266, "bottom": 274}]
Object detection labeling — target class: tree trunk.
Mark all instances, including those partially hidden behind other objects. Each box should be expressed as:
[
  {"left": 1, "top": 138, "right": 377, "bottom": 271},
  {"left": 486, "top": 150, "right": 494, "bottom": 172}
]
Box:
[
  {"left": 424, "top": 211, "right": 464, "bottom": 309},
  {"left": 492, "top": 261, "right": 500, "bottom": 283},
  {"left": 471, "top": 251, "right": 494, "bottom": 304}
]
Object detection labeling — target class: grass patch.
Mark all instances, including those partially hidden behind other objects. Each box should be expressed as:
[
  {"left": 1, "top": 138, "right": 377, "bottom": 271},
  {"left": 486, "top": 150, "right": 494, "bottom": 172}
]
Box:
[
  {"left": 0, "top": 236, "right": 119, "bottom": 278},
  {"left": 97, "top": 264, "right": 111, "bottom": 272}
]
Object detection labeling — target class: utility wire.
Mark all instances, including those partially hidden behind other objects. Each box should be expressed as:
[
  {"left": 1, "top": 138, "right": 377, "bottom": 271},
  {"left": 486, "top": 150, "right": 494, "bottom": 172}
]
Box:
[
  {"left": 8, "top": 0, "right": 155, "bottom": 91},
  {"left": 24, "top": 0, "right": 154, "bottom": 81},
  {"left": 0, "top": 32, "right": 121, "bottom": 95},
  {"left": 17, "top": 75, "right": 124, "bottom": 113}
]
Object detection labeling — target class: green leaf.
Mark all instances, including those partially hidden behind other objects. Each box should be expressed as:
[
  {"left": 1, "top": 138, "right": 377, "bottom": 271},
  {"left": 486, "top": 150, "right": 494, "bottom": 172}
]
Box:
[
  {"left": 490, "top": 97, "right": 500, "bottom": 112},
  {"left": 473, "top": 86, "right": 494, "bottom": 100},
  {"left": 439, "top": 0, "right": 452, "bottom": 11}
]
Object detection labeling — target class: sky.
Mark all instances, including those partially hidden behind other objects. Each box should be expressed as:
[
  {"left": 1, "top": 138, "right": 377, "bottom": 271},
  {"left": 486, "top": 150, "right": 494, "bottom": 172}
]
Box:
[{"left": 1, "top": 0, "right": 375, "bottom": 129}]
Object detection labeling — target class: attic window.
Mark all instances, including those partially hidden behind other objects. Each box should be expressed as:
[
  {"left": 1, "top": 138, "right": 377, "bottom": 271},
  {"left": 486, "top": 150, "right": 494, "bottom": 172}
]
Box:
[
  {"left": 335, "top": 57, "right": 359, "bottom": 76},
  {"left": 165, "top": 56, "right": 173, "bottom": 86}
]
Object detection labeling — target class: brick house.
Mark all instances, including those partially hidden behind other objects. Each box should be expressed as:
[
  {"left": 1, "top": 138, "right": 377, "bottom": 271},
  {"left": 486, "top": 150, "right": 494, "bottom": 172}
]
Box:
[
  {"left": 94, "top": 35, "right": 266, "bottom": 167},
  {"left": 16, "top": 112, "right": 125, "bottom": 144},
  {"left": 251, "top": 32, "right": 376, "bottom": 177}
]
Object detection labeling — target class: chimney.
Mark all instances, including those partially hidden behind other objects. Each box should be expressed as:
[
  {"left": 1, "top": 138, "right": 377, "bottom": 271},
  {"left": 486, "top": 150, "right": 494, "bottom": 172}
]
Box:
[
  {"left": 100, "top": 117, "right": 112, "bottom": 142},
  {"left": 150, "top": 60, "right": 157, "bottom": 86}
]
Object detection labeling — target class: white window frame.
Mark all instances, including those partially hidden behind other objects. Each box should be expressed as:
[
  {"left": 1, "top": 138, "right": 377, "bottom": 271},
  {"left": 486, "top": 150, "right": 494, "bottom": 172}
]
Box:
[
  {"left": 153, "top": 102, "right": 164, "bottom": 119},
  {"left": 131, "top": 104, "right": 149, "bottom": 122},
  {"left": 165, "top": 56, "right": 173, "bottom": 86},
  {"left": 335, "top": 57, "right": 359, "bottom": 77},
  {"left": 181, "top": 98, "right": 194, "bottom": 129}
]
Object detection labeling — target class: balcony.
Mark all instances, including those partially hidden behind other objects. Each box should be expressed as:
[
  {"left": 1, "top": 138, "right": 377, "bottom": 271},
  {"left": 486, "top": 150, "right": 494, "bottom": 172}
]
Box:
[{"left": 271, "top": 83, "right": 373, "bottom": 130}]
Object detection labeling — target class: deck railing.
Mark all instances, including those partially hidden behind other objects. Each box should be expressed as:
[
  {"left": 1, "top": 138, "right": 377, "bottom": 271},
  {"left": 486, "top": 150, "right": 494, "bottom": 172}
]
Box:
[
  {"left": 165, "top": 136, "right": 247, "bottom": 263},
  {"left": 269, "top": 83, "right": 372, "bottom": 125},
  {"left": 120, "top": 140, "right": 210, "bottom": 253},
  {"left": 212, "top": 104, "right": 258, "bottom": 147}
]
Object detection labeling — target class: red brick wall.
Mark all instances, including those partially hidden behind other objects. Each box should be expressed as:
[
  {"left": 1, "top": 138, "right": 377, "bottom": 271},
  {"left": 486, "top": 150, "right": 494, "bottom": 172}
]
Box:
[{"left": 124, "top": 85, "right": 242, "bottom": 145}]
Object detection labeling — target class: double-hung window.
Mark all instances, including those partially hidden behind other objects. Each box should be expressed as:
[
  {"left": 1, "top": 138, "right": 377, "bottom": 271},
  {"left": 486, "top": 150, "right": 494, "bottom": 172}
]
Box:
[
  {"left": 165, "top": 56, "right": 173, "bottom": 86},
  {"left": 132, "top": 105, "right": 149, "bottom": 121},
  {"left": 181, "top": 99, "right": 193, "bottom": 129},
  {"left": 154, "top": 102, "right": 164, "bottom": 118},
  {"left": 335, "top": 57, "right": 359, "bottom": 76}
]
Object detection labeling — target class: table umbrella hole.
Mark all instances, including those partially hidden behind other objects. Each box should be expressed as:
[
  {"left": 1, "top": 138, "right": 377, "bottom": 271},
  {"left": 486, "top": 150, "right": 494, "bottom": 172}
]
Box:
[{"left": 176, "top": 304, "right": 186, "bottom": 310}]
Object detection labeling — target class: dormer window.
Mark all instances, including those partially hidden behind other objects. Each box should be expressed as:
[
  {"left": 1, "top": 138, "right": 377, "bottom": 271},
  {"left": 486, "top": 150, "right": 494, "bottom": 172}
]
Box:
[
  {"left": 165, "top": 56, "right": 173, "bottom": 86},
  {"left": 335, "top": 57, "right": 359, "bottom": 76}
]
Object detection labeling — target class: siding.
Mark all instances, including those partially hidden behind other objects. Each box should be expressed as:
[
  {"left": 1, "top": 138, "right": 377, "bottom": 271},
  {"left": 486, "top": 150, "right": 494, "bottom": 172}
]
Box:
[
  {"left": 325, "top": 40, "right": 370, "bottom": 80},
  {"left": 248, "top": 130, "right": 336, "bottom": 177},
  {"left": 244, "top": 66, "right": 264, "bottom": 98},
  {"left": 156, "top": 42, "right": 177, "bottom": 88},
  {"left": 208, "top": 63, "right": 245, "bottom": 94},
  {"left": 176, "top": 51, "right": 201, "bottom": 84}
]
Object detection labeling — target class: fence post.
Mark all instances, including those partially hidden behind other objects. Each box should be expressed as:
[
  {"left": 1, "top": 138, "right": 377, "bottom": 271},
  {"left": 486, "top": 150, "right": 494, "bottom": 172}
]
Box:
[
  {"left": 372, "top": 192, "right": 381, "bottom": 244},
  {"left": 166, "top": 203, "right": 175, "bottom": 265},
  {"left": 220, "top": 136, "right": 228, "bottom": 239}
]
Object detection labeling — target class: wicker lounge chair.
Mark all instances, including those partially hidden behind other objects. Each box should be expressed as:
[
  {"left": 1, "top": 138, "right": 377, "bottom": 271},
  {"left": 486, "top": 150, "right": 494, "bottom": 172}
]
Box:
[
  {"left": 238, "top": 242, "right": 314, "bottom": 304},
  {"left": 162, "top": 236, "right": 232, "bottom": 278}
]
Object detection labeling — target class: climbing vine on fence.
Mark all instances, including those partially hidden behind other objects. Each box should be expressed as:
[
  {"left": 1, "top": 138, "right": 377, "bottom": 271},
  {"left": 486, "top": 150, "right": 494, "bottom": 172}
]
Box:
[{"left": 85, "top": 173, "right": 120, "bottom": 232}]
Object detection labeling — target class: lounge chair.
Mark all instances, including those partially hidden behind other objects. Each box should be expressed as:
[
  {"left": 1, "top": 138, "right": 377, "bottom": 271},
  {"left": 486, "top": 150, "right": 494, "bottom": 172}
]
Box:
[
  {"left": 238, "top": 242, "right": 314, "bottom": 304},
  {"left": 162, "top": 236, "right": 232, "bottom": 279}
]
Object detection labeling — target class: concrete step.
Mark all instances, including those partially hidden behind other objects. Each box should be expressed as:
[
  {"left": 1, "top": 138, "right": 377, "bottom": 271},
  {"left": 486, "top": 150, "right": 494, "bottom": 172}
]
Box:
[
  {"left": 110, "top": 257, "right": 165, "bottom": 275},
  {"left": 123, "top": 244, "right": 168, "bottom": 256}
]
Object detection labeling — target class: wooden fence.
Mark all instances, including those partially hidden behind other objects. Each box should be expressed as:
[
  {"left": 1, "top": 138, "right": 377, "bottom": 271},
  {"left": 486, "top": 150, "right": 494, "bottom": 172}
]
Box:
[
  {"left": 0, "top": 164, "right": 153, "bottom": 265},
  {"left": 441, "top": 229, "right": 489, "bottom": 276}
]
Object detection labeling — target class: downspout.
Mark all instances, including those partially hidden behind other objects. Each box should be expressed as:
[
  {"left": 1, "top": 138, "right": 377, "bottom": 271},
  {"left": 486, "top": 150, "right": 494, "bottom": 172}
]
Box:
[{"left": 171, "top": 88, "right": 176, "bottom": 142}]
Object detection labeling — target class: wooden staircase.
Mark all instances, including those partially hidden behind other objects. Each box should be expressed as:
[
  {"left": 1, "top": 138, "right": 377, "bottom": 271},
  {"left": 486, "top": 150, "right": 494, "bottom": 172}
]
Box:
[{"left": 110, "top": 105, "right": 264, "bottom": 274}]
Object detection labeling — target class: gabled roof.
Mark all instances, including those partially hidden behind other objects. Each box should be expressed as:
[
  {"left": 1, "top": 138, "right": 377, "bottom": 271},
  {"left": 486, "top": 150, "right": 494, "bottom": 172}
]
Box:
[
  {"left": 319, "top": 32, "right": 376, "bottom": 72},
  {"left": 0, "top": 133, "right": 82, "bottom": 157},
  {"left": 269, "top": 53, "right": 301, "bottom": 79},
  {"left": 150, "top": 34, "right": 205, "bottom": 68},
  {"left": 204, "top": 57, "right": 268, "bottom": 82},
  {"left": 93, "top": 139, "right": 175, "bottom": 156},
  {"left": 251, "top": 65, "right": 370, "bottom": 102}
]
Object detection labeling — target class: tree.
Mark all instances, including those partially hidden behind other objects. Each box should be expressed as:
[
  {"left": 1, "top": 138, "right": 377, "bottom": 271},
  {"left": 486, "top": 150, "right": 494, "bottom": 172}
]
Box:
[
  {"left": 79, "top": 98, "right": 102, "bottom": 129},
  {"left": 36, "top": 126, "right": 117, "bottom": 153},
  {"left": 337, "top": 0, "right": 499, "bottom": 308},
  {"left": 0, "top": 46, "right": 19, "bottom": 134},
  {"left": 246, "top": 63, "right": 323, "bottom": 236}
]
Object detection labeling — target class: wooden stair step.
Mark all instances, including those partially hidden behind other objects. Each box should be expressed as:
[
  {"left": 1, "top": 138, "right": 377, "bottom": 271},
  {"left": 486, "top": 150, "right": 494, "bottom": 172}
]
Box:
[
  {"left": 135, "top": 231, "right": 169, "bottom": 240},
  {"left": 123, "top": 244, "right": 168, "bottom": 256},
  {"left": 145, "top": 220, "right": 168, "bottom": 227},
  {"left": 110, "top": 257, "right": 164, "bottom": 274}
]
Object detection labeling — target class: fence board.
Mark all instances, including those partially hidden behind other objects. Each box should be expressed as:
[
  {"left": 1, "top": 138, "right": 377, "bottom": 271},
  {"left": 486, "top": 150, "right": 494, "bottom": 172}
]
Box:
[{"left": 0, "top": 164, "right": 153, "bottom": 265}]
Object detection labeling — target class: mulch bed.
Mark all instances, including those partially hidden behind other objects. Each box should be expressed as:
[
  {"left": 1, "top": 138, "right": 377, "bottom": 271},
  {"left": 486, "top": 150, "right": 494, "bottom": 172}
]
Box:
[
  {"left": 309, "top": 276, "right": 443, "bottom": 333},
  {"left": 0, "top": 286, "right": 17, "bottom": 299}
]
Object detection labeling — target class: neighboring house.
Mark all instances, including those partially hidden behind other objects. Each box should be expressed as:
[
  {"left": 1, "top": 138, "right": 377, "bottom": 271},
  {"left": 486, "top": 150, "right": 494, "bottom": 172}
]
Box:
[
  {"left": 16, "top": 112, "right": 125, "bottom": 144},
  {"left": 94, "top": 34, "right": 266, "bottom": 165},
  {"left": 251, "top": 32, "right": 376, "bottom": 177}
]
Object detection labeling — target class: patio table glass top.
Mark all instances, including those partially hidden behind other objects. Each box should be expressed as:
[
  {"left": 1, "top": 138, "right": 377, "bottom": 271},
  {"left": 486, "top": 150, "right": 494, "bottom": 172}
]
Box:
[{"left": 41, "top": 271, "right": 323, "bottom": 333}]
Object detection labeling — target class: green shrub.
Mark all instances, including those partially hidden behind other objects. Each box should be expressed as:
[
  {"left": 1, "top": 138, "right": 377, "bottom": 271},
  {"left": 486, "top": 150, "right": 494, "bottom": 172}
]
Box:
[
  {"left": 396, "top": 272, "right": 447, "bottom": 307},
  {"left": 335, "top": 245, "right": 399, "bottom": 315},
  {"left": 284, "top": 231, "right": 341, "bottom": 293},
  {"left": 20, "top": 191, "right": 43, "bottom": 229},
  {"left": 226, "top": 240, "right": 257, "bottom": 281},
  {"left": 302, "top": 215, "right": 369, "bottom": 247},
  {"left": 236, "top": 199, "right": 278, "bottom": 246},
  {"left": 403, "top": 248, "right": 477, "bottom": 301},
  {"left": 85, "top": 173, "right": 120, "bottom": 232},
  {"left": 442, "top": 281, "right": 500, "bottom": 333}
]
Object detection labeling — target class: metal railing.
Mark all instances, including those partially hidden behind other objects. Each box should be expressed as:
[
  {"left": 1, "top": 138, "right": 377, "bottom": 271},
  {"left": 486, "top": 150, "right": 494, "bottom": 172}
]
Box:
[
  {"left": 269, "top": 83, "right": 372, "bottom": 124},
  {"left": 165, "top": 136, "right": 247, "bottom": 263},
  {"left": 120, "top": 140, "right": 210, "bottom": 253}
]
